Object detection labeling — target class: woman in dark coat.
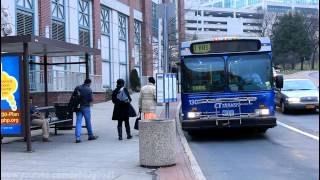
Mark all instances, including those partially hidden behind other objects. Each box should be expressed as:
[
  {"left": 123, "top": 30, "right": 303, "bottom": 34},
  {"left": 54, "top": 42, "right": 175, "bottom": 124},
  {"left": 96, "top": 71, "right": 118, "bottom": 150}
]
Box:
[{"left": 112, "top": 79, "right": 134, "bottom": 140}]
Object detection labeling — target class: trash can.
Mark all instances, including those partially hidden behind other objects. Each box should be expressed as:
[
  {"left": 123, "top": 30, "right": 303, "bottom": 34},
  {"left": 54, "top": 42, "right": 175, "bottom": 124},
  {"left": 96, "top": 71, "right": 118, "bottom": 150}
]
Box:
[
  {"left": 139, "top": 119, "right": 176, "bottom": 167},
  {"left": 54, "top": 102, "right": 73, "bottom": 130}
]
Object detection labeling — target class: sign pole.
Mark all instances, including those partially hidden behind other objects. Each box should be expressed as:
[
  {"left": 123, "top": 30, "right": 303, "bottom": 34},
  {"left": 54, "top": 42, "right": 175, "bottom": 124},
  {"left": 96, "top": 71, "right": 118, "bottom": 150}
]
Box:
[
  {"left": 23, "top": 43, "right": 32, "bottom": 152},
  {"left": 163, "top": 4, "right": 170, "bottom": 119}
]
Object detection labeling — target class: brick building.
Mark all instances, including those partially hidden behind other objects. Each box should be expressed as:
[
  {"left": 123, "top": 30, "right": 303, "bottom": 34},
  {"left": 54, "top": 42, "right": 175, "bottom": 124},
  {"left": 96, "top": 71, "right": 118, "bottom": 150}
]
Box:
[{"left": 1, "top": 0, "right": 162, "bottom": 105}]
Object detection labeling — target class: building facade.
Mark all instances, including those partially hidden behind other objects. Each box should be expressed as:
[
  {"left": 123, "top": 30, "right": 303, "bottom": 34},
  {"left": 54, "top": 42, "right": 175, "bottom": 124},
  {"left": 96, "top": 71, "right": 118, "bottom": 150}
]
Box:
[
  {"left": 181, "top": 0, "right": 319, "bottom": 40},
  {"left": 1, "top": 0, "right": 159, "bottom": 104}
]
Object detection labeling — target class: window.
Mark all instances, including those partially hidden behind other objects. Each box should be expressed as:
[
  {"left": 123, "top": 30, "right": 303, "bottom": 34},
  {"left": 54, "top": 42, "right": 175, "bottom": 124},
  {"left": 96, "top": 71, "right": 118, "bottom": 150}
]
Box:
[
  {"left": 16, "top": 0, "right": 33, "bottom": 10},
  {"left": 51, "top": 0, "right": 65, "bottom": 41},
  {"left": 52, "top": 0, "right": 64, "bottom": 20},
  {"left": 101, "top": 7, "right": 110, "bottom": 35},
  {"left": 134, "top": 20, "right": 141, "bottom": 70},
  {"left": 79, "top": 28, "right": 90, "bottom": 47},
  {"left": 52, "top": 20, "right": 65, "bottom": 41},
  {"left": 78, "top": 0, "right": 90, "bottom": 47},
  {"left": 118, "top": 14, "right": 127, "bottom": 40},
  {"left": 16, "top": 10, "right": 33, "bottom": 35},
  {"left": 152, "top": 2, "right": 158, "bottom": 37},
  {"left": 79, "top": 0, "right": 89, "bottom": 28},
  {"left": 182, "top": 57, "right": 225, "bottom": 93},
  {"left": 228, "top": 54, "right": 272, "bottom": 91}
]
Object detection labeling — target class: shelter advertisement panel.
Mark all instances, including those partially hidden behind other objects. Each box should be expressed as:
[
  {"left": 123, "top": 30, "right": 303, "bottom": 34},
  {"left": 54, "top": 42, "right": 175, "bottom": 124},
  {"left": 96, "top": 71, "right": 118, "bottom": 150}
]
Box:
[{"left": 1, "top": 56, "right": 23, "bottom": 136}]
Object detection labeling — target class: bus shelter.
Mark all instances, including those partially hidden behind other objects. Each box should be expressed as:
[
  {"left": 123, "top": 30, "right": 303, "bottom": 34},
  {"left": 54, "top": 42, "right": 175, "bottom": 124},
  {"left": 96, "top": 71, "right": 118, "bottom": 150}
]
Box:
[{"left": 1, "top": 35, "right": 101, "bottom": 151}]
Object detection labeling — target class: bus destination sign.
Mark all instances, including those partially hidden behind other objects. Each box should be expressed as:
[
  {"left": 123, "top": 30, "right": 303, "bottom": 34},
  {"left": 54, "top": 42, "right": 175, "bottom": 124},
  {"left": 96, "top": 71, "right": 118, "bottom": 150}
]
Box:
[{"left": 192, "top": 43, "right": 211, "bottom": 54}]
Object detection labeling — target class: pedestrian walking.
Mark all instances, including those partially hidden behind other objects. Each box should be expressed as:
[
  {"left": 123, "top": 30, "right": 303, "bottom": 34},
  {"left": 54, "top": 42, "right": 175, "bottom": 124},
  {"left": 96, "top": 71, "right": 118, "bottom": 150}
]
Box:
[
  {"left": 72, "top": 79, "right": 98, "bottom": 143},
  {"left": 139, "top": 77, "right": 157, "bottom": 120},
  {"left": 112, "top": 79, "right": 136, "bottom": 140}
]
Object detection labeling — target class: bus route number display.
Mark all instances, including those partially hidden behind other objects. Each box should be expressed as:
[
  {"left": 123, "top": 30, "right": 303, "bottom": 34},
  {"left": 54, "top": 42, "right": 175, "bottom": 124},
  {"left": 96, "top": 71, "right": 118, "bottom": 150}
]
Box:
[{"left": 192, "top": 43, "right": 211, "bottom": 54}]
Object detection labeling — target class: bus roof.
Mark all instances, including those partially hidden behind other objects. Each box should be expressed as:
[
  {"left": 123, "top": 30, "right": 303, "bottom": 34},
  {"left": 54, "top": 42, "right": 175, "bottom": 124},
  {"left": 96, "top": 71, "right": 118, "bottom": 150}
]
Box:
[{"left": 181, "top": 36, "right": 271, "bottom": 56}]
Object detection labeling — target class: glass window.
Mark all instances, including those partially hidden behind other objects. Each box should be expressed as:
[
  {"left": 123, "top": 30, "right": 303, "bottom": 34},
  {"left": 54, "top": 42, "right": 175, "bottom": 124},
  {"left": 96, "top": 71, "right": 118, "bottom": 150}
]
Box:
[
  {"left": 228, "top": 54, "right": 272, "bottom": 92},
  {"left": 182, "top": 56, "right": 225, "bottom": 93},
  {"left": 52, "top": 0, "right": 64, "bottom": 19},
  {"left": 118, "top": 13, "right": 127, "bottom": 40},
  {"left": 16, "top": 0, "right": 33, "bottom": 10},
  {"left": 101, "top": 6, "right": 110, "bottom": 35},
  {"left": 78, "top": 0, "right": 89, "bottom": 28},
  {"left": 283, "top": 79, "right": 317, "bottom": 91}
]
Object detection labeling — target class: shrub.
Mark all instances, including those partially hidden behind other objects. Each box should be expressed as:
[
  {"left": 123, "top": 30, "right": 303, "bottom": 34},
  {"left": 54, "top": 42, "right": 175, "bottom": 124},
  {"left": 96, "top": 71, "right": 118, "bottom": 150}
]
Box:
[{"left": 129, "top": 69, "right": 141, "bottom": 92}]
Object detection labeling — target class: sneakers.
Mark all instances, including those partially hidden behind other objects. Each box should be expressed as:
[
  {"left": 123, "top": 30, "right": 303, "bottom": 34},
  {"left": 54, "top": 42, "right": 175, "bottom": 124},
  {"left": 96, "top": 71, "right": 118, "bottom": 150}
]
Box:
[
  {"left": 42, "top": 138, "right": 51, "bottom": 142},
  {"left": 88, "top": 135, "right": 99, "bottom": 141}
]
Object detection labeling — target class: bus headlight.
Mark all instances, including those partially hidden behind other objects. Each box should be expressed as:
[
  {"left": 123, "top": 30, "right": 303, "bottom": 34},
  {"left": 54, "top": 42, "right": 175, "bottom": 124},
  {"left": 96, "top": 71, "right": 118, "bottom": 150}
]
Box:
[
  {"left": 287, "top": 97, "right": 300, "bottom": 103},
  {"left": 255, "top": 109, "right": 270, "bottom": 116},
  {"left": 187, "top": 112, "right": 201, "bottom": 119}
]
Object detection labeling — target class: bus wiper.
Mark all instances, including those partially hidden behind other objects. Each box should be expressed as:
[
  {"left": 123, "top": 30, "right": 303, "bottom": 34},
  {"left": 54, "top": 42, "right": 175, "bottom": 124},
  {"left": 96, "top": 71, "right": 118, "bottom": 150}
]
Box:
[{"left": 297, "top": 88, "right": 313, "bottom": 90}]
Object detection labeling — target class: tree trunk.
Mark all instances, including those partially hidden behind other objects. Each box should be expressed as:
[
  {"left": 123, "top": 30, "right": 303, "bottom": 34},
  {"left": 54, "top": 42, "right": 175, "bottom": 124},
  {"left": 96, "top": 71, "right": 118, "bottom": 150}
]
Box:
[
  {"left": 311, "top": 50, "right": 316, "bottom": 70},
  {"left": 300, "top": 59, "right": 304, "bottom": 70},
  {"left": 291, "top": 63, "right": 295, "bottom": 70}
]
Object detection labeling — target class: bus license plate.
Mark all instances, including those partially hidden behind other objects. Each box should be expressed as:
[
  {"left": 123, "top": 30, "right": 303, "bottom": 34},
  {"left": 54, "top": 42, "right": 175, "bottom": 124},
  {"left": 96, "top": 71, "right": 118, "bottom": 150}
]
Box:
[
  {"left": 305, "top": 105, "right": 315, "bottom": 109},
  {"left": 222, "top": 110, "right": 234, "bottom": 117}
]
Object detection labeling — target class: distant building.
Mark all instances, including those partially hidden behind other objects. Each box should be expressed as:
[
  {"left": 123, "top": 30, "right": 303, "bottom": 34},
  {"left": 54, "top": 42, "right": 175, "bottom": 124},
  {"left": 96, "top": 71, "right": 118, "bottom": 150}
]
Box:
[{"left": 179, "top": 0, "right": 319, "bottom": 40}]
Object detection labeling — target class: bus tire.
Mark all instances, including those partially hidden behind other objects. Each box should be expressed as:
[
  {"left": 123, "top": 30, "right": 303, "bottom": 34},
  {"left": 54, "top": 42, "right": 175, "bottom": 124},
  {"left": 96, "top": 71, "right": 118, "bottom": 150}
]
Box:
[{"left": 187, "top": 131, "right": 197, "bottom": 137}]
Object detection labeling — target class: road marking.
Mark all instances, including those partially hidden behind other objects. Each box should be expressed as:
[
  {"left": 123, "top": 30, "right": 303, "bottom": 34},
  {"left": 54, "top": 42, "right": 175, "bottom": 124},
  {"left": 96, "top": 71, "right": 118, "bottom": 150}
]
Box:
[{"left": 277, "top": 121, "right": 319, "bottom": 141}]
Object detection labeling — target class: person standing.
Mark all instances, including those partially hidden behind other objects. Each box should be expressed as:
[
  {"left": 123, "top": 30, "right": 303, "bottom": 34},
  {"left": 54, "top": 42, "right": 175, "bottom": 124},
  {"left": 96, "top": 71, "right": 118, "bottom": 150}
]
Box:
[
  {"left": 74, "top": 79, "right": 98, "bottom": 143},
  {"left": 139, "top": 77, "right": 157, "bottom": 120},
  {"left": 29, "top": 96, "right": 50, "bottom": 142},
  {"left": 112, "top": 79, "right": 134, "bottom": 140}
]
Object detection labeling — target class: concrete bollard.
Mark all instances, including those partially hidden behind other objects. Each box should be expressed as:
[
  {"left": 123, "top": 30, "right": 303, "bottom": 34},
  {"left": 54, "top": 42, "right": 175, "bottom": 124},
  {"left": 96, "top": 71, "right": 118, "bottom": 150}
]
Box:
[{"left": 139, "top": 119, "right": 176, "bottom": 167}]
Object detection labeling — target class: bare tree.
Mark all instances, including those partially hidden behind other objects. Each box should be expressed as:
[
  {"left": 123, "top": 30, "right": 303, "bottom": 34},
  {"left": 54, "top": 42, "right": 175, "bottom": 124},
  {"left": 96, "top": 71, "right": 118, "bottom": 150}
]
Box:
[
  {"left": 257, "top": 10, "right": 280, "bottom": 37},
  {"left": 304, "top": 13, "right": 319, "bottom": 69}
]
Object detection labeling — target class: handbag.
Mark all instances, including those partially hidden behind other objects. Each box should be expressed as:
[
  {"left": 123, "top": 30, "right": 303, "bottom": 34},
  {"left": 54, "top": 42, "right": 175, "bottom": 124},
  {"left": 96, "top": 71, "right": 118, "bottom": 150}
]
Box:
[
  {"left": 134, "top": 111, "right": 141, "bottom": 130},
  {"left": 128, "top": 103, "right": 137, "bottom": 117}
]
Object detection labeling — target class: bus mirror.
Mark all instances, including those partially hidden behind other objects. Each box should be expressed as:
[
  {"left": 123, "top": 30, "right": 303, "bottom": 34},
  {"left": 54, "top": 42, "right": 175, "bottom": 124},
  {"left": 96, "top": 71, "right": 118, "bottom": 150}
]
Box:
[{"left": 275, "top": 75, "right": 283, "bottom": 89}]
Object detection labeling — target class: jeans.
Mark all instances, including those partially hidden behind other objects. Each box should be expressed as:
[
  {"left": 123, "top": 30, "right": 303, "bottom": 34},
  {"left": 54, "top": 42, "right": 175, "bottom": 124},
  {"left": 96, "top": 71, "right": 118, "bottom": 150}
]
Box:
[{"left": 75, "top": 106, "right": 93, "bottom": 140}]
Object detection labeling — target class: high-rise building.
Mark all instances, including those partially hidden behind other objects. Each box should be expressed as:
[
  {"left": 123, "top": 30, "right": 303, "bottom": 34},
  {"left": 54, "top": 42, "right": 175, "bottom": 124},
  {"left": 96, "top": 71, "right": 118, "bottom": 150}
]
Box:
[{"left": 180, "top": 0, "right": 319, "bottom": 40}]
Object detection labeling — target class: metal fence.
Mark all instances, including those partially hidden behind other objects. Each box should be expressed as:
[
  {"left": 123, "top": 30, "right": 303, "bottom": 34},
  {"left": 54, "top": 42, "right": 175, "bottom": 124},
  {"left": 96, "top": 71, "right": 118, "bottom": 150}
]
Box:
[{"left": 29, "top": 70, "right": 104, "bottom": 92}]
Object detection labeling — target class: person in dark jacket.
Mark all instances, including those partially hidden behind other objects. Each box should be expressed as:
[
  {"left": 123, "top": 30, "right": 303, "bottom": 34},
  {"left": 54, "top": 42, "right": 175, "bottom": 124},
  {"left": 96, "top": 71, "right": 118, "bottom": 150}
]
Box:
[
  {"left": 74, "top": 79, "right": 98, "bottom": 143},
  {"left": 112, "top": 79, "right": 133, "bottom": 140}
]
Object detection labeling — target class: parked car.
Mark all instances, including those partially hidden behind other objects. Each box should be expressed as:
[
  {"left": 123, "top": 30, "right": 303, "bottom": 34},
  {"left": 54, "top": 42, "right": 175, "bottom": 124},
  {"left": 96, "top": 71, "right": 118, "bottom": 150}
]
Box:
[{"left": 275, "top": 79, "right": 319, "bottom": 113}]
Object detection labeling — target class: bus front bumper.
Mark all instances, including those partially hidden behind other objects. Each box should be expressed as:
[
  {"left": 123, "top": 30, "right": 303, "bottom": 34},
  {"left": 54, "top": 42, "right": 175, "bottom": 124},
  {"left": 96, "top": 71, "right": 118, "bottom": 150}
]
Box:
[{"left": 181, "top": 117, "right": 277, "bottom": 130}]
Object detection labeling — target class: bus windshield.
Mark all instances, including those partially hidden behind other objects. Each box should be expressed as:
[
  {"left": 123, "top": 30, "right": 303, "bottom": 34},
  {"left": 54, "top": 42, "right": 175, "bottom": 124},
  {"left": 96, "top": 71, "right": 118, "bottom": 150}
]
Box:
[
  {"left": 228, "top": 54, "right": 272, "bottom": 91},
  {"left": 182, "top": 56, "right": 225, "bottom": 93},
  {"left": 181, "top": 54, "right": 272, "bottom": 93}
]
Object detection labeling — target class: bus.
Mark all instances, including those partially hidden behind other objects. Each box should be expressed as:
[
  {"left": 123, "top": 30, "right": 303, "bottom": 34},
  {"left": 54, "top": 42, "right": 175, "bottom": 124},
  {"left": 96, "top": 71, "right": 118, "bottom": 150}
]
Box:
[{"left": 179, "top": 37, "right": 283, "bottom": 134}]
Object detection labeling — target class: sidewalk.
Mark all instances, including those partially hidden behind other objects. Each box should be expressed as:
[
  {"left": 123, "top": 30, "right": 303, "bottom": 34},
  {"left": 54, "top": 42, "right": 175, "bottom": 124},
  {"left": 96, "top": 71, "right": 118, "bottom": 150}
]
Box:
[{"left": 1, "top": 93, "right": 196, "bottom": 180}]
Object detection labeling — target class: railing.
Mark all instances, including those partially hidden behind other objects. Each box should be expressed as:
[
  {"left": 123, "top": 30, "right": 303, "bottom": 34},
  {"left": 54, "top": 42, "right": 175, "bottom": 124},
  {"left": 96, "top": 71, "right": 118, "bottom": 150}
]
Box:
[{"left": 29, "top": 70, "right": 104, "bottom": 92}]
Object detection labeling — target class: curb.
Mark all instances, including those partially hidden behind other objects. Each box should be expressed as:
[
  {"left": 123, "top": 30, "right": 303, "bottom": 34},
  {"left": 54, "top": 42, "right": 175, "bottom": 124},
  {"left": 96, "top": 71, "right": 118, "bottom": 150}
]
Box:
[{"left": 175, "top": 102, "right": 206, "bottom": 180}]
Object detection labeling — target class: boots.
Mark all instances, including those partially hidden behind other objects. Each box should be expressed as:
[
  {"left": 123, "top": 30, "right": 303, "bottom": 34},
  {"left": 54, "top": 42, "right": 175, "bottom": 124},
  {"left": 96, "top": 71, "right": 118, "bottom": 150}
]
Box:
[
  {"left": 117, "top": 127, "right": 123, "bottom": 140},
  {"left": 126, "top": 126, "right": 132, "bottom": 139}
]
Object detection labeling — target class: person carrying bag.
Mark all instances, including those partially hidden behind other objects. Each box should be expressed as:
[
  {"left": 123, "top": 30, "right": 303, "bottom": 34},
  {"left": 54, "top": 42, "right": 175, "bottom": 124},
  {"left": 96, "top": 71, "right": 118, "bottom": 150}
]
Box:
[{"left": 112, "top": 79, "right": 136, "bottom": 140}]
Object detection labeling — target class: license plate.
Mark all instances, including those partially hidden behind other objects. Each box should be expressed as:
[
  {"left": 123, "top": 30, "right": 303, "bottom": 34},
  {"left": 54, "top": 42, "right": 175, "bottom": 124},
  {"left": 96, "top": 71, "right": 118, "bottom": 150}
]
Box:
[{"left": 305, "top": 105, "right": 315, "bottom": 109}]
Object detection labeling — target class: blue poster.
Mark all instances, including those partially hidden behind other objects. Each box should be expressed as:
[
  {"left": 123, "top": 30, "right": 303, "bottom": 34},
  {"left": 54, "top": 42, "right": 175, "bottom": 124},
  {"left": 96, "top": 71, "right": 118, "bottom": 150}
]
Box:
[{"left": 1, "top": 56, "right": 22, "bottom": 135}]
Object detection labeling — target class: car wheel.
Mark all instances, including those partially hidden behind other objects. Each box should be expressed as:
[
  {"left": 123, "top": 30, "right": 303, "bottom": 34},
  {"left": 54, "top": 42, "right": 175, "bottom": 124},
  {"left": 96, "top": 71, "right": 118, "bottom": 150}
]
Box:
[{"left": 281, "top": 101, "right": 287, "bottom": 114}]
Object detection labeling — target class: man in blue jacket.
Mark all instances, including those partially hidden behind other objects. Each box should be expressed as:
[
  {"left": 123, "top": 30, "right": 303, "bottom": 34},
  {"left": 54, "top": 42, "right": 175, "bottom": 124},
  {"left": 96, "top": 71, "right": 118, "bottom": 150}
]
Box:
[{"left": 75, "top": 79, "right": 98, "bottom": 143}]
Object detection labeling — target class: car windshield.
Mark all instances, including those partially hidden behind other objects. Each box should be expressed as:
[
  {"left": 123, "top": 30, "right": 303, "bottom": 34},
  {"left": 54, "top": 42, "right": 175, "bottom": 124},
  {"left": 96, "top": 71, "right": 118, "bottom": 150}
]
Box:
[
  {"left": 283, "top": 79, "right": 317, "bottom": 91},
  {"left": 228, "top": 54, "right": 272, "bottom": 91},
  {"left": 182, "top": 56, "right": 225, "bottom": 93}
]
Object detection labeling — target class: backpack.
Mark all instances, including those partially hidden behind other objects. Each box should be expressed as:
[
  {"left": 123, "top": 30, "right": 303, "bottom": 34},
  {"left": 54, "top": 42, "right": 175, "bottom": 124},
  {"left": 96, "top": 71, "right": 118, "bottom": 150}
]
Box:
[
  {"left": 68, "top": 86, "right": 81, "bottom": 112},
  {"left": 117, "top": 87, "right": 129, "bottom": 102}
]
